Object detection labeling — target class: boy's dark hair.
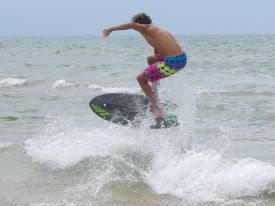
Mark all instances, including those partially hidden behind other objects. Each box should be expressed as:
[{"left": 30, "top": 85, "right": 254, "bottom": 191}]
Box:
[{"left": 132, "top": 13, "right": 152, "bottom": 24}]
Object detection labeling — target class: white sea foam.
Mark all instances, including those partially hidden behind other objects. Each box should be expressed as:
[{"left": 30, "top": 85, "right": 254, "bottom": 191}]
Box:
[
  {"left": 147, "top": 149, "right": 275, "bottom": 204},
  {"left": 52, "top": 79, "right": 79, "bottom": 89},
  {"left": 24, "top": 116, "right": 139, "bottom": 169},
  {"left": 0, "top": 77, "right": 28, "bottom": 86},
  {"left": 88, "top": 84, "right": 140, "bottom": 93},
  {"left": 24, "top": 115, "right": 275, "bottom": 204}
]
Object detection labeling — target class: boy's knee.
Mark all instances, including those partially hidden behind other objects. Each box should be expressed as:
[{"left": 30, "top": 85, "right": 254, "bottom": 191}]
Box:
[
  {"left": 147, "top": 55, "right": 156, "bottom": 65},
  {"left": 137, "top": 74, "right": 142, "bottom": 82},
  {"left": 137, "top": 73, "right": 146, "bottom": 83}
]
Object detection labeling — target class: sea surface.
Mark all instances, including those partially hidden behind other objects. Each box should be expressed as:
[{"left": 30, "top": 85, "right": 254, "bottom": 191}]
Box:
[{"left": 0, "top": 35, "right": 275, "bottom": 206}]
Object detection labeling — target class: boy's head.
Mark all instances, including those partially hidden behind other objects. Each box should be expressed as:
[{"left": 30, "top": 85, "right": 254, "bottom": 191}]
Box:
[{"left": 132, "top": 13, "right": 152, "bottom": 24}]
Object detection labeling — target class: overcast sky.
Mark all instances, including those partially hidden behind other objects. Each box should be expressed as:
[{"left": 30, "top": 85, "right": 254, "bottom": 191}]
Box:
[{"left": 1, "top": 0, "right": 275, "bottom": 36}]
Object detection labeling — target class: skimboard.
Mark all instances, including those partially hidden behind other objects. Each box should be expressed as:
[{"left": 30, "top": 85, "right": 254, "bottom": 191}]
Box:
[{"left": 89, "top": 93, "right": 178, "bottom": 129}]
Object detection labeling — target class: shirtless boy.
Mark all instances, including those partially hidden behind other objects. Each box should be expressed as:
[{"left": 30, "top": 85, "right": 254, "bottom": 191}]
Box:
[{"left": 103, "top": 13, "right": 187, "bottom": 119}]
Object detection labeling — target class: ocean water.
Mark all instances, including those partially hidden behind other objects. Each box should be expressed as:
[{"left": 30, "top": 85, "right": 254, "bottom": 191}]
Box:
[{"left": 0, "top": 35, "right": 275, "bottom": 206}]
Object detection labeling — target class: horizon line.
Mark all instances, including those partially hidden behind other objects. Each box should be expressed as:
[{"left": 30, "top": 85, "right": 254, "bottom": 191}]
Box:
[{"left": 0, "top": 33, "right": 275, "bottom": 38}]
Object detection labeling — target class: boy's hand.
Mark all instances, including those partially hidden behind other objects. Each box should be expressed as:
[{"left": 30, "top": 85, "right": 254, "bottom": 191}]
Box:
[{"left": 102, "top": 29, "right": 112, "bottom": 37}]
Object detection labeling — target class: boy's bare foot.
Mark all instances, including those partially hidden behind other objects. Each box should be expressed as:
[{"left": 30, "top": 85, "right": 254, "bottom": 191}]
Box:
[
  {"left": 152, "top": 107, "right": 164, "bottom": 118},
  {"left": 149, "top": 103, "right": 164, "bottom": 117}
]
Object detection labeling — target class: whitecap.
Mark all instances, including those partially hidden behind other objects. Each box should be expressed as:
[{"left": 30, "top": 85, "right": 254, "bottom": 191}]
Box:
[
  {"left": 52, "top": 79, "right": 79, "bottom": 89},
  {"left": 0, "top": 77, "right": 28, "bottom": 86},
  {"left": 88, "top": 84, "right": 140, "bottom": 93}
]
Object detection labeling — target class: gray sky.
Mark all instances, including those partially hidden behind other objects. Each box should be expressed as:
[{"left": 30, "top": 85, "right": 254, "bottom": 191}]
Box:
[{"left": 1, "top": 0, "right": 275, "bottom": 36}]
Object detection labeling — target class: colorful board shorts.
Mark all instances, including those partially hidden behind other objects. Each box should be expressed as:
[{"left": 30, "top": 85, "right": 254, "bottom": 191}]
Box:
[{"left": 144, "top": 53, "right": 187, "bottom": 82}]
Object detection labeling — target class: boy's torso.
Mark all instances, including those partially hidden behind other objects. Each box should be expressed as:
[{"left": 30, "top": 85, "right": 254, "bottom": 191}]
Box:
[{"left": 141, "top": 25, "right": 183, "bottom": 57}]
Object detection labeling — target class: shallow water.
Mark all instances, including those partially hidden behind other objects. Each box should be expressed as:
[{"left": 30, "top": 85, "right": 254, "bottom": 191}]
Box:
[{"left": 0, "top": 35, "right": 275, "bottom": 206}]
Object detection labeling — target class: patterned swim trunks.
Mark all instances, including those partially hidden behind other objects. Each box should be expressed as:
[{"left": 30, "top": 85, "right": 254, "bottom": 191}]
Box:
[{"left": 144, "top": 53, "right": 187, "bottom": 82}]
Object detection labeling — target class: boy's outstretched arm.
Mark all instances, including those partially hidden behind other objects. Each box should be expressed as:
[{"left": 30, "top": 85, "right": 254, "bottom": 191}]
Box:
[{"left": 102, "top": 23, "right": 148, "bottom": 37}]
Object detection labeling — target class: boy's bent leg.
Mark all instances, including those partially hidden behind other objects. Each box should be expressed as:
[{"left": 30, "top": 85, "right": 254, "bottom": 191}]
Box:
[
  {"left": 147, "top": 55, "right": 158, "bottom": 65},
  {"left": 137, "top": 73, "right": 164, "bottom": 117},
  {"left": 147, "top": 53, "right": 164, "bottom": 65},
  {"left": 147, "top": 55, "right": 159, "bottom": 98},
  {"left": 146, "top": 54, "right": 163, "bottom": 100}
]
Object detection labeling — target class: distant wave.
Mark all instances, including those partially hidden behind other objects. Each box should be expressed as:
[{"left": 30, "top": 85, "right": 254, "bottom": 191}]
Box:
[
  {"left": 196, "top": 87, "right": 275, "bottom": 96},
  {"left": 0, "top": 73, "right": 20, "bottom": 78},
  {"left": 88, "top": 84, "right": 140, "bottom": 93},
  {"left": 0, "top": 77, "right": 30, "bottom": 86},
  {"left": 52, "top": 79, "right": 79, "bottom": 89},
  {"left": 0, "top": 142, "right": 13, "bottom": 149}
]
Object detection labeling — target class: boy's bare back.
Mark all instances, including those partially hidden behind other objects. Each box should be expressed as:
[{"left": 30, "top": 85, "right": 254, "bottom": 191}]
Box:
[{"left": 141, "top": 25, "right": 183, "bottom": 57}]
